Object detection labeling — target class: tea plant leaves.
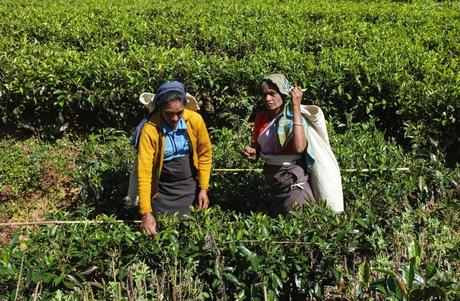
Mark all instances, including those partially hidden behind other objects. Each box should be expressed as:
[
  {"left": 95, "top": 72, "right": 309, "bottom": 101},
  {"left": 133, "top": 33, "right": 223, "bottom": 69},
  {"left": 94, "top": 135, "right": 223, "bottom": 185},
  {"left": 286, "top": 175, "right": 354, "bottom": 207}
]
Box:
[
  {"left": 0, "top": 0, "right": 459, "bottom": 161},
  {"left": 0, "top": 0, "right": 459, "bottom": 299}
]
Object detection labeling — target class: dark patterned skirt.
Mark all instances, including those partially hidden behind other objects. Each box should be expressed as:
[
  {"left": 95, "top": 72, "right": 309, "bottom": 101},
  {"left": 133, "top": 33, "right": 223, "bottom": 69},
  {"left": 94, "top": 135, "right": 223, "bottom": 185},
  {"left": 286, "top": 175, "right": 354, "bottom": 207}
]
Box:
[
  {"left": 153, "top": 154, "right": 197, "bottom": 216},
  {"left": 263, "top": 161, "right": 315, "bottom": 217}
]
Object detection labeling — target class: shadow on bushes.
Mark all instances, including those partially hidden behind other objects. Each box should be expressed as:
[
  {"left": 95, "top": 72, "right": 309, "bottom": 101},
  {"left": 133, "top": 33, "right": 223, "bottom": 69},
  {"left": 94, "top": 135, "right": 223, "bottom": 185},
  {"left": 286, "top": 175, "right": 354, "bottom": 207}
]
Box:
[
  {"left": 77, "top": 171, "right": 269, "bottom": 219},
  {"left": 210, "top": 172, "right": 269, "bottom": 214},
  {"left": 74, "top": 167, "right": 139, "bottom": 220},
  {"left": 75, "top": 162, "right": 268, "bottom": 220}
]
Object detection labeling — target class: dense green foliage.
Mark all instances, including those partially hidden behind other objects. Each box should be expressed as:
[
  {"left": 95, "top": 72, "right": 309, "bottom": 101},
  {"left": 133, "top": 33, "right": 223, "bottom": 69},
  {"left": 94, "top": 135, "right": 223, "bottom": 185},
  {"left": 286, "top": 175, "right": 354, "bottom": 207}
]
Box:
[
  {"left": 2, "top": 205, "right": 458, "bottom": 300},
  {"left": 1, "top": 121, "right": 459, "bottom": 299},
  {"left": 0, "top": 0, "right": 459, "bottom": 162},
  {"left": 1, "top": 0, "right": 459, "bottom": 299}
]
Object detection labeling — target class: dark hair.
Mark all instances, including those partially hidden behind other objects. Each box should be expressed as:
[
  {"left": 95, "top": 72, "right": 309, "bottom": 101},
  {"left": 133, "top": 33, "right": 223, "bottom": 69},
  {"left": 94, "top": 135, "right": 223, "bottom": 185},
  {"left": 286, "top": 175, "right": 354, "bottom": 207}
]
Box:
[
  {"left": 156, "top": 91, "right": 187, "bottom": 110},
  {"left": 262, "top": 80, "right": 286, "bottom": 101}
]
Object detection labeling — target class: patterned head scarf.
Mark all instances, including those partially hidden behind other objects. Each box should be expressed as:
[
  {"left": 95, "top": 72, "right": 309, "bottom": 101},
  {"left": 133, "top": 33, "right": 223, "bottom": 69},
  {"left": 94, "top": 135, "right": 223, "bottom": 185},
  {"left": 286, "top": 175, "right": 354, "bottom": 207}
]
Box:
[{"left": 263, "top": 74, "right": 292, "bottom": 96}]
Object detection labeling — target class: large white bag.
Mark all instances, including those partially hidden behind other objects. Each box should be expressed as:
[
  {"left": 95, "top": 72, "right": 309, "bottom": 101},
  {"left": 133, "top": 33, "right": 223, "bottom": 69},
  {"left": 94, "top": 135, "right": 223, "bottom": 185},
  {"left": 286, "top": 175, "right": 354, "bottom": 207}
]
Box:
[
  {"left": 125, "top": 156, "right": 139, "bottom": 207},
  {"left": 301, "top": 105, "right": 344, "bottom": 212}
]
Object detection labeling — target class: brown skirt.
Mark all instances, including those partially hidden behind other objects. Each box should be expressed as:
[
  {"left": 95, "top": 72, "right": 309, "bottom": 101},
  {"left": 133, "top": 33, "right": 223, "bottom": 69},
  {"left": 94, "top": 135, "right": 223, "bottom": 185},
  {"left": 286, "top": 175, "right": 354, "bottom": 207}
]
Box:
[{"left": 263, "top": 161, "right": 315, "bottom": 217}]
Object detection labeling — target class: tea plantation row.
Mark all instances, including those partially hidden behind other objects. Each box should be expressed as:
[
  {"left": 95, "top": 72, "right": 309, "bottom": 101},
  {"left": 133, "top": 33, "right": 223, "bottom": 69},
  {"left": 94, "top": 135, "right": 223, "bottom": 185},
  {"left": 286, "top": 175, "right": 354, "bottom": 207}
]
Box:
[
  {"left": 1, "top": 121, "right": 459, "bottom": 299},
  {"left": 0, "top": 0, "right": 459, "bottom": 299},
  {"left": 0, "top": 0, "right": 459, "bottom": 162}
]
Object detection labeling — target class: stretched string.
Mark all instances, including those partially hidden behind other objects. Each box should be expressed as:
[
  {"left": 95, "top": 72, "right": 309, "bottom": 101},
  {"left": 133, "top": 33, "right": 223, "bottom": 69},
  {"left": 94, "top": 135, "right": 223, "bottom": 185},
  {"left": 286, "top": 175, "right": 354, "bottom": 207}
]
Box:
[
  {"left": 0, "top": 220, "right": 141, "bottom": 227},
  {"left": 1, "top": 167, "right": 410, "bottom": 227},
  {"left": 213, "top": 167, "right": 410, "bottom": 173}
]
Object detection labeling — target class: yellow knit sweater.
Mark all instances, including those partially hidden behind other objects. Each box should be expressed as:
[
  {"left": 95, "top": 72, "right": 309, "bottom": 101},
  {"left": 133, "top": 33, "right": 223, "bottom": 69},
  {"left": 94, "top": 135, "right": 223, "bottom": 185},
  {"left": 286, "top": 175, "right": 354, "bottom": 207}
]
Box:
[{"left": 137, "top": 109, "right": 212, "bottom": 215}]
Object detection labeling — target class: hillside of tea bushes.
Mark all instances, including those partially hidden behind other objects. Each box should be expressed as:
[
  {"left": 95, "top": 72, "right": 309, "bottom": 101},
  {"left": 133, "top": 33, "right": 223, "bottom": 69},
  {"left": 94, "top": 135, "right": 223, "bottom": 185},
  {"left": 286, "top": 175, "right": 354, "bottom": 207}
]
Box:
[
  {"left": 1, "top": 0, "right": 459, "bottom": 161},
  {"left": 0, "top": 0, "right": 459, "bottom": 299}
]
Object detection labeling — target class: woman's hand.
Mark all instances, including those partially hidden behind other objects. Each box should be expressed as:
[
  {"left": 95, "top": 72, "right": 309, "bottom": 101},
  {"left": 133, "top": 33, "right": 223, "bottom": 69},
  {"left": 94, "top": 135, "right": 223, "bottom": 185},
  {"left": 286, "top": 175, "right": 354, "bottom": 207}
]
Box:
[
  {"left": 241, "top": 146, "right": 257, "bottom": 161},
  {"left": 198, "top": 189, "right": 209, "bottom": 210},
  {"left": 140, "top": 212, "right": 157, "bottom": 236},
  {"left": 290, "top": 85, "right": 303, "bottom": 108},
  {"left": 290, "top": 85, "right": 307, "bottom": 153}
]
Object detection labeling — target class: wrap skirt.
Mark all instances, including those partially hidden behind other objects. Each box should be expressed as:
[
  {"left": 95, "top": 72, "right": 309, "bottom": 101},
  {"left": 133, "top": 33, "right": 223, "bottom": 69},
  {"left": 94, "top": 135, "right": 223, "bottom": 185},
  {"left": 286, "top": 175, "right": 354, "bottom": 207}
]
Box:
[{"left": 263, "top": 161, "right": 315, "bottom": 217}]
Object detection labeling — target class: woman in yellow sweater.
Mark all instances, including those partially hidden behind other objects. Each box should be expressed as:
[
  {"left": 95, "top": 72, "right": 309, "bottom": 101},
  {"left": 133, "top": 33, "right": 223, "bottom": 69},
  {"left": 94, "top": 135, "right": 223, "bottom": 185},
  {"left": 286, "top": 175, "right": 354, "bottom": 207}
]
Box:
[{"left": 137, "top": 81, "right": 212, "bottom": 236}]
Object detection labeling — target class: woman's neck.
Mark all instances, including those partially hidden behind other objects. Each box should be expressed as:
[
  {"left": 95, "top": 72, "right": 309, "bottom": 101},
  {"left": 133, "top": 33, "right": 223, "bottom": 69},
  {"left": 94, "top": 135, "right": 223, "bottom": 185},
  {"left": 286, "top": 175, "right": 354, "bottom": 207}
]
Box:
[{"left": 268, "top": 106, "right": 283, "bottom": 119}]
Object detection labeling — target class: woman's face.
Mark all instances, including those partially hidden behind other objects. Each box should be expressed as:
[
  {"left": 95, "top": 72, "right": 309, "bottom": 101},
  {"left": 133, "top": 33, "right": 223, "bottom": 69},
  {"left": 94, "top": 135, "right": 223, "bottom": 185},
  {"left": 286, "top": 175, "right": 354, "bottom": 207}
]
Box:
[
  {"left": 160, "top": 99, "right": 185, "bottom": 129},
  {"left": 262, "top": 81, "right": 284, "bottom": 113}
]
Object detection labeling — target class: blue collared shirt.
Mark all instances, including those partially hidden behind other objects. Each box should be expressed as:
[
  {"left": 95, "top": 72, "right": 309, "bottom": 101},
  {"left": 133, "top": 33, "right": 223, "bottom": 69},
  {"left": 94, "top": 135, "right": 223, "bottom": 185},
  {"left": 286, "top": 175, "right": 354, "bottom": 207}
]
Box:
[{"left": 162, "top": 118, "right": 190, "bottom": 161}]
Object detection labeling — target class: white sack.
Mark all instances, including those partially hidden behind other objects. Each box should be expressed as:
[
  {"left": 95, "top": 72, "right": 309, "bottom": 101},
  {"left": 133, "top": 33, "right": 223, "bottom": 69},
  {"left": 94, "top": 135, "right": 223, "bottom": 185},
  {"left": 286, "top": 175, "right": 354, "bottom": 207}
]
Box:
[
  {"left": 125, "top": 156, "right": 139, "bottom": 207},
  {"left": 302, "top": 105, "right": 344, "bottom": 212},
  {"left": 301, "top": 105, "right": 329, "bottom": 145}
]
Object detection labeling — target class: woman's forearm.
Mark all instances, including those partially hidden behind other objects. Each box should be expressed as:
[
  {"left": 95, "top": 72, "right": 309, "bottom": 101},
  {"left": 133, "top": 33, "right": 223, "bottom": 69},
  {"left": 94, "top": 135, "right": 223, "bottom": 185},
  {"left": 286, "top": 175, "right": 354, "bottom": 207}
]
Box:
[{"left": 292, "top": 105, "right": 307, "bottom": 153}]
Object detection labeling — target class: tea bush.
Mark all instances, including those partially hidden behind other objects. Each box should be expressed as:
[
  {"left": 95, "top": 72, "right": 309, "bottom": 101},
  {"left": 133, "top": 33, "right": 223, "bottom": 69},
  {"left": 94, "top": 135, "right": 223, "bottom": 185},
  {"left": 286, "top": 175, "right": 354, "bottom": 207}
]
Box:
[
  {"left": 0, "top": 0, "right": 459, "bottom": 161},
  {"left": 1, "top": 0, "right": 459, "bottom": 298},
  {"left": 0, "top": 137, "right": 82, "bottom": 222},
  {"left": 1, "top": 121, "right": 458, "bottom": 299},
  {"left": 1, "top": 205, "right": 458, "bottom": 299}
]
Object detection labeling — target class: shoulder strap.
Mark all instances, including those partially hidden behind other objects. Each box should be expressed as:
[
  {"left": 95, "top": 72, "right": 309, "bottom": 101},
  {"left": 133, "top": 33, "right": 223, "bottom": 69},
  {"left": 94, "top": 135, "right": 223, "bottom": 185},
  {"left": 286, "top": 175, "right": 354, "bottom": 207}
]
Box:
[{"left": 132, "top": 111, "right": 155, "bottom": 151}]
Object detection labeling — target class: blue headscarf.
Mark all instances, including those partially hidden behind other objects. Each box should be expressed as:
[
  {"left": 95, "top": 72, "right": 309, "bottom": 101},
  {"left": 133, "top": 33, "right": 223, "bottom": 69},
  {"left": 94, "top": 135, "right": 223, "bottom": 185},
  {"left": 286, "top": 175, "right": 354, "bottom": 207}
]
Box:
[
  {"left": 153, "top": 81, "right": 187, "bottom": 107},
  {"left": 132, "top": 81, "right": 187, "bottom": 151}
]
